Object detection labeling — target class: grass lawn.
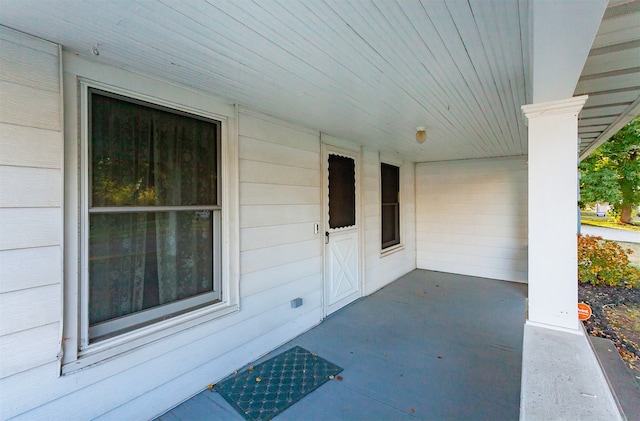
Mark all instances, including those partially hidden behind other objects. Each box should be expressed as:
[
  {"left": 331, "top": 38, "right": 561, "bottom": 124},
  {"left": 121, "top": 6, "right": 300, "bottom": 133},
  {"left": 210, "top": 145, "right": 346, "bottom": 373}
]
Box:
[{"left": 581, "top": 211, "right": 640, "bottom": 232}]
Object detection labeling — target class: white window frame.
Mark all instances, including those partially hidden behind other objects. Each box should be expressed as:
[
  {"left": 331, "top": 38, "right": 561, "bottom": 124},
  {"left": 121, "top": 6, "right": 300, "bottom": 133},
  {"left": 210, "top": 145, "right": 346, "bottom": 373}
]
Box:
[
  {"left": 380, "top": 157, "right": 404, "bottom": 256},
  {"left": 82, "top": 86, "right": 224, "bottom": 346},
  {"left": 62, "top": 54, "right": 239, "bottom": 374}
]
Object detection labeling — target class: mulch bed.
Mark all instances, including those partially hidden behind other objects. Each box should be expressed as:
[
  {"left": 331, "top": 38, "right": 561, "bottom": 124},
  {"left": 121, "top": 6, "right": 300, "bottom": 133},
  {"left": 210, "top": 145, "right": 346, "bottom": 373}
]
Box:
[{"left": 579, "top": 282, "right": 640, "bottom": 372}]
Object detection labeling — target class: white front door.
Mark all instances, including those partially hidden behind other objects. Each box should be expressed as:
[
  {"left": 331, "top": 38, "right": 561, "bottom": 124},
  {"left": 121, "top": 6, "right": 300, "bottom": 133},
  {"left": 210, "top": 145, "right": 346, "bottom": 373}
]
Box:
[{"left": 323, "top": 147, "right": 361, "bottom": 316}]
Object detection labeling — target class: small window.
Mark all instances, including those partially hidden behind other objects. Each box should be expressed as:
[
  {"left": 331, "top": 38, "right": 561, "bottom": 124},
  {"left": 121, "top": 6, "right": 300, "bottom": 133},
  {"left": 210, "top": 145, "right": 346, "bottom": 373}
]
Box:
[
  {"left": 381, "top": 163, "right": 400, "bottom": 249},
  {"left": 85, "top": 88, "right": 222, "bottom": 343}
]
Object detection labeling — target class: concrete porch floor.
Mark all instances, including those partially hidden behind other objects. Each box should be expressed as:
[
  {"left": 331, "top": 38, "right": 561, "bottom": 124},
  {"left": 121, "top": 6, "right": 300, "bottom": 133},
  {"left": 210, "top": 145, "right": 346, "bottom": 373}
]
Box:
[{"left": 157, "top": 270, "right": 528, "bottom": 420}]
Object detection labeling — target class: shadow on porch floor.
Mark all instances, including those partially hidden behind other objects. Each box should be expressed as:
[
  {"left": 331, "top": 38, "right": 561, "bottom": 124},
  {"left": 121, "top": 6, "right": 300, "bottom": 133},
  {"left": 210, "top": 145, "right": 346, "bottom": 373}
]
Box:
[{"left": 157, "top": 269, "right": 528, "bottom": 420}]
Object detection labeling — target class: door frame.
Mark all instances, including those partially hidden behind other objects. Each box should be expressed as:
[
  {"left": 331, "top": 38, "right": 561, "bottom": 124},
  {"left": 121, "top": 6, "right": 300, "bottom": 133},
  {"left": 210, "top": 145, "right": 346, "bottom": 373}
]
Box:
[{"left": 321, "top": 136, "right": 364, "bottom": 317}]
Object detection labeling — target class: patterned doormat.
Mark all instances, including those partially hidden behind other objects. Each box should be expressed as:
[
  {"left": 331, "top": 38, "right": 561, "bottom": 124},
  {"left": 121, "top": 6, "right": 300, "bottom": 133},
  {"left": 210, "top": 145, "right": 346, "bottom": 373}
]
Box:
[{"left": 214, "top": 346, "right": 343, "bottom": 421}]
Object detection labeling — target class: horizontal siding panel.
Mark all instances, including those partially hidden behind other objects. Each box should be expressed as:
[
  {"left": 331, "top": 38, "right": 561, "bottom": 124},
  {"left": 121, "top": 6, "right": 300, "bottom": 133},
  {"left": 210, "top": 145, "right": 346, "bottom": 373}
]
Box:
[
  {"left": 0, "top": 284, "right": 60, "bottom": 336},
  {"left": 5, "top": 289, "right": 323, "bottom": 421},
  {"left": 0, "top": 279, "right": 324, "bottom": 418},
  {"left": 361, "top": 149, "right": 416, "bottom": 295},
  {"left": 0, "top": 208, "right": 61, "bottom": 250},
  {"left": 240, "top": 183, "right": 319, "bottom": 205},
  {"left": 241, "top": 256, "right": 322, "bottom": 297},
  {"left": 0, "top": 362, "right": 61, "bottom": 420},
  {"left": 246, "top": 274, "right": 322, "bottom": 311},
  {"left": 416, "top": 167, "right": 527, "bottom": 179},
  {"left": 364, "top": 215, "right": 379, "bottom": 230},
  {"left": 0, "top": 38, "right": 60, "bottom": 92},
  {"left": 363, "top": 176, "right": 378, "bottom": 191},
  {"left": 0, "top": 246, "right": 61, "bottom": 293},
  {"left": 240, "top": 239, "right": 320, "bottom": 275},
  {"left": 416, "top": 178, "right": 526, "bottom": 192},
  {"left": 363, "top": 190, "right": 378, "bottom": 206},
  {"left": 416, "top": 192, "right": 526, "bottom": 207},
  {"left": 240, "top": 204, "right": 320, "bottom": 228},
  {"left": 0, "top": 81, "right": 60, "bottom": 131},
  {"left": 417, "top": 241, "right": 527, "bottom": 261},
  {"left": 420, "top": 232, "right": 527, "bottom": 249},
  {"left": 362, "top": 168, "right": 378, "bottom": 180},
  {"left": 0, "top": 167, "right": 61, "bottom": 207},
  {"left": 364, "top": 203, "right": 379, "bottom": 217},
  {"left": 423, "top": 204, "right": 527, "bottom": 217},
  {"left": 239, "top": 159, "right": 319, "bottom": 187},
  {"left": 418, "top": 212, "right": 526, "bottom": 228},
  {"left": 240, "top": 222, "right": 318, "bottom": 252},
  {"left": 417, "top": 258, "right": 527, "bottom": 282},
  {"left": 417, "top": 250, "right": 527, "bottom": 272},
  {"left": 100, "top": 310, "right": 321, "bottom": 421},
  {"left": 416, "top": 222, "right": 525, "bottom": 238},
  {"left": 365, "top": 256, "right": 413, "bottom": 295},
  {"left": 416, "top": 157, "right": 526, "bottom": 174},
  {"left": 0, "top": 123, "right": 62, "bottom": 168},
  {"left": 239, "top": 136, "right": 319, "bottom": 170},
  {"left": 416, "top": 157, "right": 527, "bottom": 283},
  {"left": 239, "top": 113, "right": 319, "bottom": 153},
  {"left": 0, "top": 322, "right": 59, "bottom": 379}
]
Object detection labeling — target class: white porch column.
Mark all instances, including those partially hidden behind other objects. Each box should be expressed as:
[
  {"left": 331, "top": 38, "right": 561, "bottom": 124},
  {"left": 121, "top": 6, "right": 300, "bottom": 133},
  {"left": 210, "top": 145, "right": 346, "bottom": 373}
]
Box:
[{"left": 522, "top": 96, "right": 587, "bottom": 332}]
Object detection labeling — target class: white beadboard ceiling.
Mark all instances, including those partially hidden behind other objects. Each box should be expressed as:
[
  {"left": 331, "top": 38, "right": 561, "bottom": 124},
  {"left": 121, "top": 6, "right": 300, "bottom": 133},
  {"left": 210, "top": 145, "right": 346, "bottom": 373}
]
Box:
[
  {"left": 575, "top": 0, "right": 640, "bottom": 159},
  {"left": 0, "top": 0, "right": 637, "bottom": 163}
]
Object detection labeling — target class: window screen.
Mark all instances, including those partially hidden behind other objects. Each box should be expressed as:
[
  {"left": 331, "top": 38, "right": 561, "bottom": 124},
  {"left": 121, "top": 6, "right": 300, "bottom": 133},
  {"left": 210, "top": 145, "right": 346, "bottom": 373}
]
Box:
[{"left": 87, "top": 88, "right": 221, "bottom": 341}]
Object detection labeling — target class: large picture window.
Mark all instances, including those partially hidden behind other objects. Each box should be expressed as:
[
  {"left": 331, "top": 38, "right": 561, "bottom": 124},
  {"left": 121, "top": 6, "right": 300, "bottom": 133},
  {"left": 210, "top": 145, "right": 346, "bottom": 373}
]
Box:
[
  {"left": 381, "top": 163, "right": 400, "bottom": 249},
  {"left": 86, "top": 88, "right": 222, "bottom": 342}
]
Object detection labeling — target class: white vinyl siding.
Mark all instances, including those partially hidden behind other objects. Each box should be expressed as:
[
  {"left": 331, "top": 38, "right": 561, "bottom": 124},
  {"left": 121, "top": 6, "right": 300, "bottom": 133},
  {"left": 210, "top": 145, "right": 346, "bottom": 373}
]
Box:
[
  {"left": 2, "top": 28, "right": 418, "bottom": 421},
  {"left": 238, "top": 110, "right": 323, "bottom": 307},
  {"left": 0, "top": 27, "right": 63, "bottom": 382},
  {"left": 416, "top": 156, "right": 528, "bottom": 283},
  {"left": 362, "top": 149, "right": 416, "bottom": 295}
]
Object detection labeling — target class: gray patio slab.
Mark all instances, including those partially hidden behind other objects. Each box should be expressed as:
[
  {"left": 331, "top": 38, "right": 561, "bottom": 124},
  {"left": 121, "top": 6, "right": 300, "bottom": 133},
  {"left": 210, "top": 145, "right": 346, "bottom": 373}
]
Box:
[{"left": 158, "top": 269, "right": 527, "bottom": 420}]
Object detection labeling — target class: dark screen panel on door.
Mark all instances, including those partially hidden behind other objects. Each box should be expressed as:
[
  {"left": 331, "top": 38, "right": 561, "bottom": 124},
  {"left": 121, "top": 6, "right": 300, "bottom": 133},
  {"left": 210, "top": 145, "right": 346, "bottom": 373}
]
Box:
[{"left": 328, "top": 154, "right": 356, "bottom": 229}]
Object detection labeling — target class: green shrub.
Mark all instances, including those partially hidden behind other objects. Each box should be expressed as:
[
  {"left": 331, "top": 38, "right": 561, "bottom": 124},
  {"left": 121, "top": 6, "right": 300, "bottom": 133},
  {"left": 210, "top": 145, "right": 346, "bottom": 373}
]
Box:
[{"left": 578, "top": 235, "right": 639, "bottom": 288}]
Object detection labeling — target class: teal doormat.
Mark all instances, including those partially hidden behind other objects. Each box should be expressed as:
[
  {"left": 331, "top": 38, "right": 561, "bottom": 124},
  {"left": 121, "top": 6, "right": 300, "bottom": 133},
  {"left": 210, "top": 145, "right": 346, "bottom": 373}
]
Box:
[{"left": 214, "top": 346, "right": 343, "bottom": 421}]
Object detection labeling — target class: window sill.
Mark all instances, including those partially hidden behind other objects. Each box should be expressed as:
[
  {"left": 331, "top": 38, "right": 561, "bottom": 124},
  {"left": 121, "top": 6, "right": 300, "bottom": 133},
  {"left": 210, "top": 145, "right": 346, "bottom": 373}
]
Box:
[
  {"left": 380, "top": 244, "right": 404, "bottom": 258},
  {"left": 62, "top": 302, "right": 238, "bottom": 375}
]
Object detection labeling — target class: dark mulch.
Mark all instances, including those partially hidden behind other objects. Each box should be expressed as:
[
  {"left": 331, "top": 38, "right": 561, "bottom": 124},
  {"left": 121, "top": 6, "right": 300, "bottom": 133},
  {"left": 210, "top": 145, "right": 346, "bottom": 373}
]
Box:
[{"left": 579, "top": 282, "right": 640, "bottom": 372}]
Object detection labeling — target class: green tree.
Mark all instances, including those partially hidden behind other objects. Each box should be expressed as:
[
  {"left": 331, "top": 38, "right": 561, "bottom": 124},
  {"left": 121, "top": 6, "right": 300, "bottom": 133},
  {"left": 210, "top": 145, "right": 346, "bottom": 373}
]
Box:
[{"left": 579, "top": 116, "right": 640, "bottom": 224}]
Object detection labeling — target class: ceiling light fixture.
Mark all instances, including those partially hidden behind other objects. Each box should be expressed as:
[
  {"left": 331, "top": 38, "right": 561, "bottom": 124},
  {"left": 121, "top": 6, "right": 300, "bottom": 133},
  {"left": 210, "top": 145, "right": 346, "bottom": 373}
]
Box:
[{"left": 416, "top": 126, "right": 426, "bottom": 144}]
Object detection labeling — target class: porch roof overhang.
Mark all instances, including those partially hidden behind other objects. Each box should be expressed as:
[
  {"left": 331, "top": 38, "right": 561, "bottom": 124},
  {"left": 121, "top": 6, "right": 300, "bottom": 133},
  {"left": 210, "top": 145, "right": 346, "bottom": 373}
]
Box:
[
  {"left": 575, "top": 0, "right": 640, "bottom": 160},
  {"left": 0, "top": 0, "right": 637, "bottom": 162}
]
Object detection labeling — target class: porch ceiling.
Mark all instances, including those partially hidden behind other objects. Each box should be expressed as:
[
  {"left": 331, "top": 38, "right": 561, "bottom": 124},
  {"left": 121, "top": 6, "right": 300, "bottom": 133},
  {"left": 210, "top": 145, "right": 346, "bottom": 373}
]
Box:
[
  {"left": 576, "top": 0, "right": 640, "bottom": 160},
  {"left": 0, "top": 0, "right": 636, "bottom": 162}
]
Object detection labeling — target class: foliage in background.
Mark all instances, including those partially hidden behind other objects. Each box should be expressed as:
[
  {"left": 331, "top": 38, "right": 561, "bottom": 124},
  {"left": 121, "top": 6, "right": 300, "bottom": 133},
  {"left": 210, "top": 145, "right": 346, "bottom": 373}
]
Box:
[
  {"left": 578, "top": 235, "right": 639, "bottom": 288},
  {"left": 579, "top": 116, "right": 640, "bottom": 224}
]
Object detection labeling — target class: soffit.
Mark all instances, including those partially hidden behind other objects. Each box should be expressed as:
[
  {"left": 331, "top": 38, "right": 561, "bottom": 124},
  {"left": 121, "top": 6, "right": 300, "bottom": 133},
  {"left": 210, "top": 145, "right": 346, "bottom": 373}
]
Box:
[
  {"left": 0, "top": 0, "right": 534, "bottom": 162},
  {"left": 576, "top": 0, "right": 640, "bottom": 160}
]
